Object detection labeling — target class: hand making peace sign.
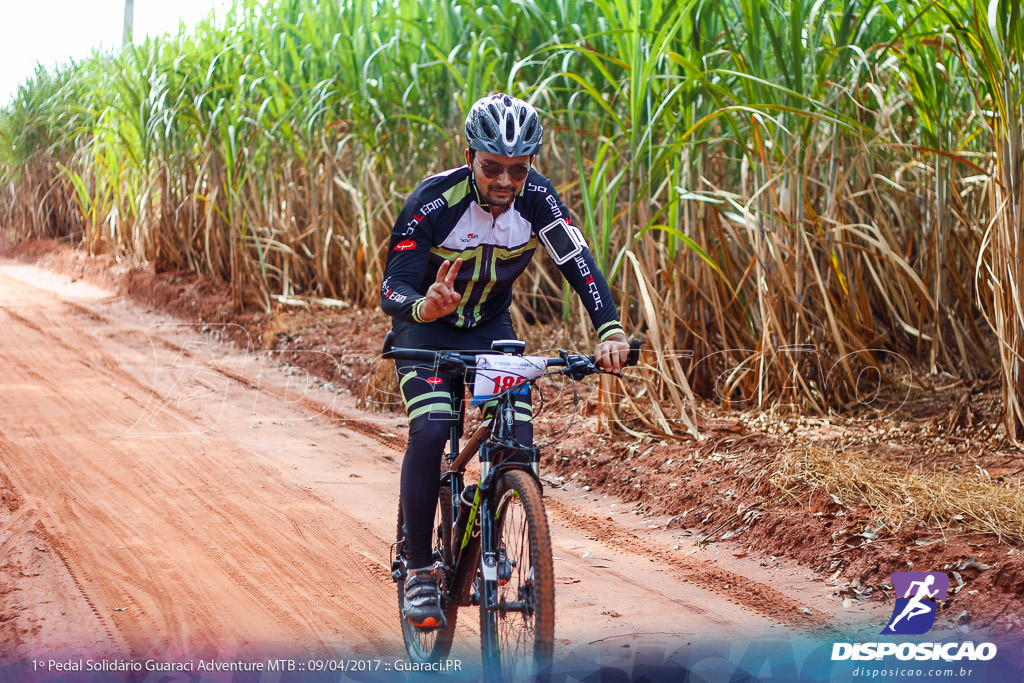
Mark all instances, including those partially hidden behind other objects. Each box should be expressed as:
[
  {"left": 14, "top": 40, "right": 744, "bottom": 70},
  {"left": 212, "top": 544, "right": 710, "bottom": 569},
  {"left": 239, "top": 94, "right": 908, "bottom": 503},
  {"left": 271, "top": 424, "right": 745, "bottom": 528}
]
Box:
[{"left": 417, "top": 258, "right": 463, "bottom": 323}]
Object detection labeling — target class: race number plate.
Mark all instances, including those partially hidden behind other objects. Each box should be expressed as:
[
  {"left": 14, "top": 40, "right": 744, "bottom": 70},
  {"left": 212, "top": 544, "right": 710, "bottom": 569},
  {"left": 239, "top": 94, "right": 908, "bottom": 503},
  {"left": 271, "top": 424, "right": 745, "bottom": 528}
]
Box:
[{"left": 471, "top": 354, "right": 546, "bottom": 405}]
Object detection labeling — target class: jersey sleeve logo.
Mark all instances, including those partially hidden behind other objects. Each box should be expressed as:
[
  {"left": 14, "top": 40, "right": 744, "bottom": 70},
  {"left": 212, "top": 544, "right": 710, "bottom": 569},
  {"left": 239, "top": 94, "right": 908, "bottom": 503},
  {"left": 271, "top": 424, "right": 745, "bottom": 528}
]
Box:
[{"left": 394, "top": 239, "right": 417, "bottom": 251}]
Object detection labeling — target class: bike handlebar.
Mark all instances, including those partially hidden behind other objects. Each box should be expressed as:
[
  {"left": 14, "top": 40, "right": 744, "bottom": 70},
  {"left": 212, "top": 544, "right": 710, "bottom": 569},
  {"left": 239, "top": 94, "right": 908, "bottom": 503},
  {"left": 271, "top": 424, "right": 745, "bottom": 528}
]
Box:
[{"left": 381, "top": 332, "right": 643, "bottom": 378}]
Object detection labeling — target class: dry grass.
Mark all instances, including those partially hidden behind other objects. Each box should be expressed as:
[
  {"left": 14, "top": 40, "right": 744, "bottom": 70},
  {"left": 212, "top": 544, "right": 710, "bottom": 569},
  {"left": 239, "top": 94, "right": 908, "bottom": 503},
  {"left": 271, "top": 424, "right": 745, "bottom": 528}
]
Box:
[{"left": 764, "top": 446, "right": 1024, "bottom": 544}]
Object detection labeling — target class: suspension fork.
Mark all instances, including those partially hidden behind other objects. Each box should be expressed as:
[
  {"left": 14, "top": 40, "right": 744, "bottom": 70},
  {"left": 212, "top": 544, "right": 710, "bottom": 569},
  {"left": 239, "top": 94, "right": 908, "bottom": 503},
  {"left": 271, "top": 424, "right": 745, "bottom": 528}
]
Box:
[{"left": 479, "top": 495, "right": 500, "bottom": 611}]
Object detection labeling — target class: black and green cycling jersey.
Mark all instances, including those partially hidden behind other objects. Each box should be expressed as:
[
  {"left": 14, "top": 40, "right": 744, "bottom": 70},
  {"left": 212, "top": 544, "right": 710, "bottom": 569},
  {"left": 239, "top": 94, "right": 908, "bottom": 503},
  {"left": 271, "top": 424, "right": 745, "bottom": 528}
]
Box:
[{"left": 379, "top": 165, "right": 624, "bottom": 342}]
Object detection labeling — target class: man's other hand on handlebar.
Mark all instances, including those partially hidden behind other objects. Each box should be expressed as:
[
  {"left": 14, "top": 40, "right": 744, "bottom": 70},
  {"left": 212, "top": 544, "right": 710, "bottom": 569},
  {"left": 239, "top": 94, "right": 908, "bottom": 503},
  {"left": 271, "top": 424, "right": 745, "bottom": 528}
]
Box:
[{"left": 595, "top": 333, "right": 630, "bottom": 374}]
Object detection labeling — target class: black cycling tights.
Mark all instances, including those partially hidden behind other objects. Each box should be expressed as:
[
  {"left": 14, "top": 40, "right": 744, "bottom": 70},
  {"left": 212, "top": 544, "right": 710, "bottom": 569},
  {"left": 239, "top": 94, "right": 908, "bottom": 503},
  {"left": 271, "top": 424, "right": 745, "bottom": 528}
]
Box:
[{"left": 400, "top": 414, "right": 448, "bottom": 568}]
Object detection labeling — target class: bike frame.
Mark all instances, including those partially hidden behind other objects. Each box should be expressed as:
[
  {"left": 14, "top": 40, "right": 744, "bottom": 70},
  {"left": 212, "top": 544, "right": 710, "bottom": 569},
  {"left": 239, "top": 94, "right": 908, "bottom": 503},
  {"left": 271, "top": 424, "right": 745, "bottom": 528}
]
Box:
[{"left": 440, "top": 370, "right": 540, "bottom": 611}]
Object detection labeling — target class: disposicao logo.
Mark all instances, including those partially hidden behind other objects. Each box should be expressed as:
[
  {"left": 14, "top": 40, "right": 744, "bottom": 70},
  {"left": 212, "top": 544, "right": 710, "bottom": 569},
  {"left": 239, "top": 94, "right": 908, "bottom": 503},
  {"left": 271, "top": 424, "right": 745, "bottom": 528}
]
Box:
[
  {"left": 831, "top": 571, "right": 998, "bottom": 663},
  {"left": 882, "top": 571, "right": 948, "bottom": 635}
]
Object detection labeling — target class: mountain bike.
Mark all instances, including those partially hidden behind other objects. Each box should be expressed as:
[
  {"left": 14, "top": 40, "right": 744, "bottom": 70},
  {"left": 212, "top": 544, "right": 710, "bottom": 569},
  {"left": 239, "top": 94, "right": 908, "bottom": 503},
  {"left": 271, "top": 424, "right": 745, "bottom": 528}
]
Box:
[{"left": 383, "top": 332, "right": 641, "bottom": 680}]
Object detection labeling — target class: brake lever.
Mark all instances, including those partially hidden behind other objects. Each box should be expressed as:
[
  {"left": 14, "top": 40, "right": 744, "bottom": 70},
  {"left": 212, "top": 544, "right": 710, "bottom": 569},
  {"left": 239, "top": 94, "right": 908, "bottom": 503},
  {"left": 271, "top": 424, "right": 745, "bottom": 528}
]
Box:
[
  {"left": 626, "top": 338, "right": 643, "bottom": 367},
  {"left": 435, "top": 352, "right": 467, "bottom": 374},
  {"left": 556, "top": 351, "right": 595, "bottom": 380}
]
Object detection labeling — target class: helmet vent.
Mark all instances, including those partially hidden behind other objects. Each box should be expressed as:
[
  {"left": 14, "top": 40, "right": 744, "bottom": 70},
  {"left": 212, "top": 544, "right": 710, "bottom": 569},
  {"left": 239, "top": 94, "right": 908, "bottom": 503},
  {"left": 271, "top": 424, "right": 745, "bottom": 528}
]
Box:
[{"left": 465, "top": 93, "right": 543, "bottom": 157}]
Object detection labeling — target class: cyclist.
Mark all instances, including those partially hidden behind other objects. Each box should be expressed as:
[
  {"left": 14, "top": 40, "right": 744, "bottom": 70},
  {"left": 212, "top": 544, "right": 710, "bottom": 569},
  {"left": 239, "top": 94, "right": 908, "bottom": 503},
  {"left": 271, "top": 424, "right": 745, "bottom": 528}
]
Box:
[{"left": 379, "top": 93, "right": 629, "bottom": 629}]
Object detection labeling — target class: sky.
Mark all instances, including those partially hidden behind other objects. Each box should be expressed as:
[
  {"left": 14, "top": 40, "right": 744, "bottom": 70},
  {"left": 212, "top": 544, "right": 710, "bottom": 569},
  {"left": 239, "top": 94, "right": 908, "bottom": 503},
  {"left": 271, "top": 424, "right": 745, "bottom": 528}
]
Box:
[{"left": 1, "top": 0, "right": 232, "bottom": 105}]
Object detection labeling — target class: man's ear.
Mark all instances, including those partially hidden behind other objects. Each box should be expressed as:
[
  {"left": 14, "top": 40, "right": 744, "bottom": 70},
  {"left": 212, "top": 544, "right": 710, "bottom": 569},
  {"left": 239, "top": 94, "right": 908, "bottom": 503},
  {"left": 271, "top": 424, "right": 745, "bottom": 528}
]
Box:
[{"left": 465, "top": 149, "right": 473, "bottom": 167}]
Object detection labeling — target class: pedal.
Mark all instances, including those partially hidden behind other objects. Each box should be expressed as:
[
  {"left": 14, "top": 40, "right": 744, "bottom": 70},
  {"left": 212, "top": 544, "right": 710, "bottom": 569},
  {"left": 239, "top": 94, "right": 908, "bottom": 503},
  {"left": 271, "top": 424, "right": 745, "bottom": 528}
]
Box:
[{"left": 390, "top": 540, "right": 404, "bottom": 583}]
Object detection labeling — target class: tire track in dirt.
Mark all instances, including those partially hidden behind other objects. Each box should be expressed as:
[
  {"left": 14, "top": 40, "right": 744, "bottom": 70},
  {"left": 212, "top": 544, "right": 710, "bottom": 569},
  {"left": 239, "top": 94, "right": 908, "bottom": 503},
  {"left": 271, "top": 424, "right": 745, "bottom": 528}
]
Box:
[
  {"left": 0, "top": 301, "right": 201, "bottom": 438},
  {"left": 0, "top": 276, "right": 408, "bottom": 655},
  {"left": 166, "top": 454, "right": 399, "bottom": 655},
  {"left": 46, "top": 290, "right": 408, "bottom": 455},
  {"left": 0, "top": 443, "right": 127, "bottom": 659},
  {"left": 545, "top": 498, "right": 835, "bottom": 632},
  {"left": 37, "top": 519, "right": 133, "bottom": 655},
  {"left": 0, "top": 274, "right": 405, "bottom": 659},
  {"left": 210, "top": 365, "right": 406, "bottom": 454}
]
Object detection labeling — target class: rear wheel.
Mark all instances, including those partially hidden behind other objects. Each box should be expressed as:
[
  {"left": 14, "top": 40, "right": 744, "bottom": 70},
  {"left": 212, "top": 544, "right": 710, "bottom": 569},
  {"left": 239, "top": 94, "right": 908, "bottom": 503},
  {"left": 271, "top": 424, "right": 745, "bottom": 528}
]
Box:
[
  {"left": 479, "top": 470, "right": 555, "bottom": 680},
  {"left": 397, "top": 484, "right": 458, "bottom": 661}
]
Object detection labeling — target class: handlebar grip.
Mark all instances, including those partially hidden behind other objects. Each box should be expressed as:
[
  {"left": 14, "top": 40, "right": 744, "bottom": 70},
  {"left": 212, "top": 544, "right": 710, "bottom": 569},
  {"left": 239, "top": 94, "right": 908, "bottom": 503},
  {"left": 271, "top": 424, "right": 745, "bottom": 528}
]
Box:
[
  {"left": 381, "top": 331, "right": 395, "bottom": 355},
  {"left": 626, "top": 338, "right": 643, "bottom": 367},
  {"left": 385, "top": 349, "right": 441, "bottom": 362},
  {"left": 381, "top": 331, "right": 442, "bottom": 363}
]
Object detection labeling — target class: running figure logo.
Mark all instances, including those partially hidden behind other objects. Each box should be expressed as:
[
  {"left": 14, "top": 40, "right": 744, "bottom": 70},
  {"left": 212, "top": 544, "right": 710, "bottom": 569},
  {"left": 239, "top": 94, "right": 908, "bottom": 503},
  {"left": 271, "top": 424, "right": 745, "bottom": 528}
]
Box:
[{"left": 881, "top": 572, "right": 949, "bottom": 635}]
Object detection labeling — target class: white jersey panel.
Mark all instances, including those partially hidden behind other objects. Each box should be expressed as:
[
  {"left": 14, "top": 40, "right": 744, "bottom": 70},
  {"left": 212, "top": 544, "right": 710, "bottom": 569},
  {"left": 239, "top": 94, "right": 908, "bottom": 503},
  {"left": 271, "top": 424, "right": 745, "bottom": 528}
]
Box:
[{"left": 439, "top": 202, "right": 534, "bottom": 251}]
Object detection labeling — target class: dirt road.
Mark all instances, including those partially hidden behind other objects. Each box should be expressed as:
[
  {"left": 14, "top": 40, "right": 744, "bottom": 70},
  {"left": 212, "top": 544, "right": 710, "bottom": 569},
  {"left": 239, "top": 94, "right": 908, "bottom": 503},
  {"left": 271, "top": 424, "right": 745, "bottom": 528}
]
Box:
[{"left": 0, "top": 258, "right": 883, "bottom": 677}]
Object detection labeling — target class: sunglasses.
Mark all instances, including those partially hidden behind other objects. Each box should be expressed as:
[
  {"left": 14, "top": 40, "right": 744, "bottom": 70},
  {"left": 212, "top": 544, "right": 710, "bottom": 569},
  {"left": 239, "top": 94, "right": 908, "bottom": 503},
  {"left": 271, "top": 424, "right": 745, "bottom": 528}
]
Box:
[{"left": 475, "top": 158, "right": 531, "bottom": 182}]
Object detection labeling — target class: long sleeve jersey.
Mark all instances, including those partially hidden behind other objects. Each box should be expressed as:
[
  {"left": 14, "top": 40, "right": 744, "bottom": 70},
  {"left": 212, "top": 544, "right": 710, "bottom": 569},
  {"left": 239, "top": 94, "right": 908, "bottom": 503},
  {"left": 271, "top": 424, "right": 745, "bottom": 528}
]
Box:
[{"left": 379, "top": 165, "right": 624, "bottom": 341}]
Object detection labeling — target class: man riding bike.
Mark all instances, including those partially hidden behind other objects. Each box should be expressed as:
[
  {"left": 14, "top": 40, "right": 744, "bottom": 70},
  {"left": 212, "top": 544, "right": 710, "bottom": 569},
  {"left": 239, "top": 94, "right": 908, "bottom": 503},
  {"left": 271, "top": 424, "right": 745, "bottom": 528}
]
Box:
[{"left": 379, "top": 93, "right": 629, "bottom": 629}]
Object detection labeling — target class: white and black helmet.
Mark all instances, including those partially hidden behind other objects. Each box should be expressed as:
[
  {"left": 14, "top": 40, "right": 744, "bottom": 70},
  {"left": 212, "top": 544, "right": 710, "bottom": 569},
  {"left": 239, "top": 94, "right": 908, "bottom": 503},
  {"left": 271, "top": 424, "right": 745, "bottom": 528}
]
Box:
[{"left": 465, "top": 93, "right": 543, "bottom": 157}]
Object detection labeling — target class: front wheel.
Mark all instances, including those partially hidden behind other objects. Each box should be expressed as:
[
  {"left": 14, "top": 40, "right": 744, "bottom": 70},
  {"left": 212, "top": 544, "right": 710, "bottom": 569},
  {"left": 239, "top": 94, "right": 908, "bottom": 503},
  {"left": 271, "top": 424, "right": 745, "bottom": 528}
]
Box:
[
  {"left": 479, "top": 470, "right": 555, "bottom": 680},
  {"left": 397, "top": 484, "right": 458, "bottom": 661}
]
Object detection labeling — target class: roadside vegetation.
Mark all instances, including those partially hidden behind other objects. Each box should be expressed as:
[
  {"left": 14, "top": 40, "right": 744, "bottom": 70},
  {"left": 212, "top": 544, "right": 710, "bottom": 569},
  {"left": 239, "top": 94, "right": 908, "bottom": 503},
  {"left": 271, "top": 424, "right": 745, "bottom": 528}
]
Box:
[{"left": 3, "top": 0, "right": 1022, "bottom": 431}]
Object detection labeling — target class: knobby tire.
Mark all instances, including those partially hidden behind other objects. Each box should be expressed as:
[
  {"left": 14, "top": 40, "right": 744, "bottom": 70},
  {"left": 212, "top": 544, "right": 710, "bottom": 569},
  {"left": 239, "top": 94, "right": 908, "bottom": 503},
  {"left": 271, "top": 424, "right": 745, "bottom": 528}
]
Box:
[{"left": 479, "top": 469, "right": 555, "bottom": 680}]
